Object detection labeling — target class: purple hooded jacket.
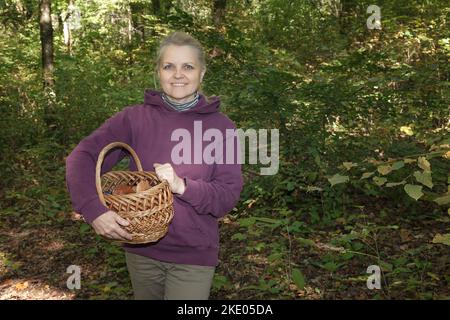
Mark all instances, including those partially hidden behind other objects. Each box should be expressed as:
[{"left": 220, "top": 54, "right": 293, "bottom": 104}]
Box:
[{"left": 65, "top": 89, "right": 243, "bottom": 266}]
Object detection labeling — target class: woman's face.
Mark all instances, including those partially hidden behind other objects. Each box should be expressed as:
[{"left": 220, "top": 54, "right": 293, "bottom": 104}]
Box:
[{"left": 158, "top": 44, "right": 205, "bottom": 103}]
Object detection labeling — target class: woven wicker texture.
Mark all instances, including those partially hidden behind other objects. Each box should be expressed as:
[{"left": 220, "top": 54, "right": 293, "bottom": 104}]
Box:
[{"left": 96, "top": 142, "right": 174, "bottom": 244}]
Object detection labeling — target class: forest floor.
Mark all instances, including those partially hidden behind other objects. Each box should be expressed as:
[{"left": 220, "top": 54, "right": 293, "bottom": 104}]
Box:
[{"left": 0, "top": 204, "right": 449, "bottom": 300}]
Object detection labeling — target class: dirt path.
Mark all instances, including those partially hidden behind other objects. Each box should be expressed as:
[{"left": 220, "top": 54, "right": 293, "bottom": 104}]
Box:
[{"left": 1, "top": 210, "right": 449, "bottom": 300}]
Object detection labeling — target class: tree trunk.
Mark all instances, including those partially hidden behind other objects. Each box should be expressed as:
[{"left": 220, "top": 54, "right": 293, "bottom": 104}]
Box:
[
  {"left": 39, "top": 0, "right": 54, "bottom": 87},
  {"left": 130, "top": 2, "right": 145, "bottom": 43},
  {"left": 152, "top": 0, "right": 161, "bottom": 15},
  {"left": 212, "top": 0, "right": 226, "bottom": 27},
  {"left": 162, "top": 0, "right": 173, "bottom": 15},
  {"left": 152, "top": 0, "right": 173, "bottom": 17},
  {"left": 127, "top": 4, "right": 133, "bottom": 80},
  {"left": 62, "top": 0, "right": 74, "bottom": 55},
  {"left": 338, "top": 0, "right": 359, "bottom": 35}
]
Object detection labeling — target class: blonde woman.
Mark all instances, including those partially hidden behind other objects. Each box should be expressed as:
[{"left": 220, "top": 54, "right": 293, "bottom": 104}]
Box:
[{"left": 66, "top": 32, "right": 243, "bottom": 300}]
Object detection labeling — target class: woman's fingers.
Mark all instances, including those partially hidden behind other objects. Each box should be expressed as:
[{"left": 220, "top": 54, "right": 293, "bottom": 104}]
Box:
[
  {"left": 106, "top": 230, "right": 128, "bottom": 241},
  {"left": 115, "top": 215, "right": 130, "bottom": 227},
  {"left": 153, "top": 163, "right": 172, "bottom": 171},
  {"left": 104, "top": 224, "right": 132, "bottom": 241},
  {"left": 112, "top": 217, "right": 132, "bottom": 240},
  {"left": 113, "top": 226, "right": 133, "bottom": 241}
]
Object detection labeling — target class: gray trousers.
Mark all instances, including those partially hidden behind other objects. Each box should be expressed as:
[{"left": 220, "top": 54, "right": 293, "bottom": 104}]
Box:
[{"left": 125, "top": 251, "right": 215, "bottom": 300}]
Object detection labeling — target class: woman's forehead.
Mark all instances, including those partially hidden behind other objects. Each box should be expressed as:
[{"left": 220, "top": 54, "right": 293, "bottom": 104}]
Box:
[{"left": 161, "top": 45, "right": 199, "bottom": 63}]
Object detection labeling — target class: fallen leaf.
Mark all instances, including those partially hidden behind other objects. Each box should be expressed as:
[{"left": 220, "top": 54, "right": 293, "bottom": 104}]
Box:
[
  {"left": 432, "top": 233, "right": 450, "bottom": 246},
  {"left": 417, "top": 156, "right": 431, "bottom": 172},
  {"left": 399, "top": 229, "right": 413, "bottom": 242},
  {"left": 15, "top": 281, "right": 29, "bottom": 291}
]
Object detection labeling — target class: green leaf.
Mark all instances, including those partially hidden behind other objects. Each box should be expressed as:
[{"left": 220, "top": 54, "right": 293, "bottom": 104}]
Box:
[
  {"left": 292, "top": 268, "right": 305, "bottom": 290},
  {"left": 386, "top": 181, "right": 406, "bottom": 187},
  {"left": 404, "top": 184, "right": 423, "bottom": 201},
  {"left": 433, "top": 195, "right": 450, "bottom": 206},
  {"left": 418, "top": 156, "right": 431, "bottom": 172},
  {"left": 377, "top": 165, "right": 393, "bottom": 175},
  {"left": 413, "top": 171, "right": 433, "bottom": 189},
  {"left": 361, "top": 171, "right": 375, "bottom": 179},
  {"left": 297, "top": 237, "right": 315, "bottom": 247},
  {"left": 432, "top": 234, "right": 450, "bottom": 246},
  {"left": 321, "top": 261, "right": 342, "bottom": 272},
  {"left": 286, "top": 181, "right": 295, "bottom": 191},
  {"left": 400, "top": 126, "right": 414, "bottom": 136},
  {"left": 79, "top": 223, "right": 91, "bottom": 234},
  {"left": 392, "top": 161, "right": 405, "bottom": 170},
  {"left": 268, "top": 252, "right": 283, "bottom": 262},
  {"left": 427, "top": 272, "right": 440, "bottom": 281},
  {"left": 342, "top": 162, "right": 357, "bottom": 171},
  {"left": 254, "top": 217, "right": 282, "bottom": 225},
  {"left": 379, "top": 260, "right": 393, "bottom": 272},
  {"left": 373, "top": 176, "right": 387, "bottom": 186},
  {"left": 287, "top": 221, "right": 305, "bottom": 233},
  {"left": 306, "top": 186, "right": 323, "bottom": 192},
  {"left": 328, "top": 174, "right": 349, "bottom": 186},
  {"left": 213, "top": 275, "right": 229, "bottom": 290},
  {"left": 238, "top": 217, "right": 256, "bottom": 227},
  {"left": 254, "top": 242, "right": 266, "bottom": 252},
  {"left": 231, "top": 233, "right": 247, "bottom": 241}
]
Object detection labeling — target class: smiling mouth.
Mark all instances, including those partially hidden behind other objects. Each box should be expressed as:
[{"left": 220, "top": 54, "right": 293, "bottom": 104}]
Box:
[{"left": 172, "top": 83, "right": 188, "bottom": 87}]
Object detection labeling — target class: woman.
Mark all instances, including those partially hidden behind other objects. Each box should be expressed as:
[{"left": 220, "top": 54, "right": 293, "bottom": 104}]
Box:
[{"left": 65, "top": 31, "right": 243, "bottom": 300}]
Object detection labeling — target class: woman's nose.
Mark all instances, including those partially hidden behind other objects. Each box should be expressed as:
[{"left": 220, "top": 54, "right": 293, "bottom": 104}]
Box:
[{"left": 174, "top": 68, "right": 184, "bottom": 78}]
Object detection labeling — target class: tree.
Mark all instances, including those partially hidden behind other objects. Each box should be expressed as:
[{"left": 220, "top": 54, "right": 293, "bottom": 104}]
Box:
[
  {"left": 212, "top": 0, "right": 226, "bottom": 27},
  {"left": 39, "top": 0, "right": 54, "bottom": 87},
  {"left": 61, "top": 0, "right": 81, "bottom": 54}
]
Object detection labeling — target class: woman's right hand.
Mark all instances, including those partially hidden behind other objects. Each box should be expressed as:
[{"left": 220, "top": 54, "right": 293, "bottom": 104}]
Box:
[{"left": 91, "top": 210, "right": 133, "bottom": 241}]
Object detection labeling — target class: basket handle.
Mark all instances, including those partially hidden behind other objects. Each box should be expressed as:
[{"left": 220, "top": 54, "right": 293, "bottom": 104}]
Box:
[{"left": 95, "top": 142, "right": 143, "bottom": 205}]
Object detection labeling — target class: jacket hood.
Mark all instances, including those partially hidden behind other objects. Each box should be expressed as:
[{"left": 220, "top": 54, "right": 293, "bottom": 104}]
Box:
[{"left": 144, "top": 89, "right": 220, "bottom": 114}]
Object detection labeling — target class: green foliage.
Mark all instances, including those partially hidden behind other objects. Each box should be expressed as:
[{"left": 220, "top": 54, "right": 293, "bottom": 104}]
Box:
[
  {"left": 291, "top": 268, "right": 306, "bottom": 290},
  {"left": 1, "top": 0, "right": 449, "bottom": 300}
]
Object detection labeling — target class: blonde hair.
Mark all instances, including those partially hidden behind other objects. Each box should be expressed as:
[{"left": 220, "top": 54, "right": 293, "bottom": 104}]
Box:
[
  {"left": 154, "top": 31, "right": 208, "bottom": 98},
  {"left": 155, "top": 31, "right": 206, "bottom": 72}
]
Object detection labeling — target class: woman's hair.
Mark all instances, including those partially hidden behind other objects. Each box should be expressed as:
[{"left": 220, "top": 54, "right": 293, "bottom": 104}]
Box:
[{"left": 155, "top": 31, "right": 206, "bottom": 72}]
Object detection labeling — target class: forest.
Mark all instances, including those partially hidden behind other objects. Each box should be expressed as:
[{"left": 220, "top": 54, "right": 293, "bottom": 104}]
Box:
[{"left": 0, "top": 0, "right": 449, "bottom": 300}]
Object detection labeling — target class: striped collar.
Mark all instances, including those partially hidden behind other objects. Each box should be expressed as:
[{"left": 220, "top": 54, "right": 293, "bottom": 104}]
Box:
[{"left": 161, "top": 92, "right": 200, "bottom": 112}]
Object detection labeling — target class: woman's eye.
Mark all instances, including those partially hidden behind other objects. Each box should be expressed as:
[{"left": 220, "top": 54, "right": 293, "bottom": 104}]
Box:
[
  {"left": 184, "top": 65, "right": 194, "bottom": 70},
  {"left": 163, "top": 64, "right": 172, "bottom": 70}
]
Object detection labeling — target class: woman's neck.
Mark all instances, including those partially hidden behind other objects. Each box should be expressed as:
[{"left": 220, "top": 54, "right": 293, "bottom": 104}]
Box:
[
  {"left": 164, "top": 92, "right": 197, "bottom": 104},
  {"left": 161, "top": 91, "right": 200, "bottom": 111}
]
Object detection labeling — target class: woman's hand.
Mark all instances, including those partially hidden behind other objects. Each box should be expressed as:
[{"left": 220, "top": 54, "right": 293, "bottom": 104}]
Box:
[
  {"left": 153, "top": 163, "right": 186, "bottom": 195},
  {"left": 91, "top": 210, "right": 133, "bottom": 241}
]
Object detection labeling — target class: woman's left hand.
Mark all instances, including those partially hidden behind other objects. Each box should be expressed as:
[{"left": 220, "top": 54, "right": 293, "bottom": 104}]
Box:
[{"left": 153, "top": 163, "right": 186, "bottom": 195}]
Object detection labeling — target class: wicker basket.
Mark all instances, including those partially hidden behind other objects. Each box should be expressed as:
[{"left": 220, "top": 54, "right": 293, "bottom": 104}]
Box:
[{"left": 95, "top": 142, "right": 174, "bottom": 244}]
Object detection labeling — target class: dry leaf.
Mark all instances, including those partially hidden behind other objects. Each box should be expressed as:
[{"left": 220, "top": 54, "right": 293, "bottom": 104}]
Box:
[
  {"left": 15, "top": 281, "right": 29, "bottom": 291},
  {"left": 400, "top": 229, "right": 413, "bottom": 242}
]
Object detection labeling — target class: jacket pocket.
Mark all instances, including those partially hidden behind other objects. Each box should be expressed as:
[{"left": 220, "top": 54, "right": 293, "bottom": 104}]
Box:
[{"left": 159, "top": 200, "right": 210, "bottom": 248}]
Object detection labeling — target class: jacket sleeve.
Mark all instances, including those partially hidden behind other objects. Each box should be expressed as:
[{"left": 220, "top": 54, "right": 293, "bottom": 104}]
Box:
[
  {"left": 176, "top": 126, "right": 244, "bottom": 218},
  {"left": 65, "top": 108, "right": 133, "bottom": 224}
]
